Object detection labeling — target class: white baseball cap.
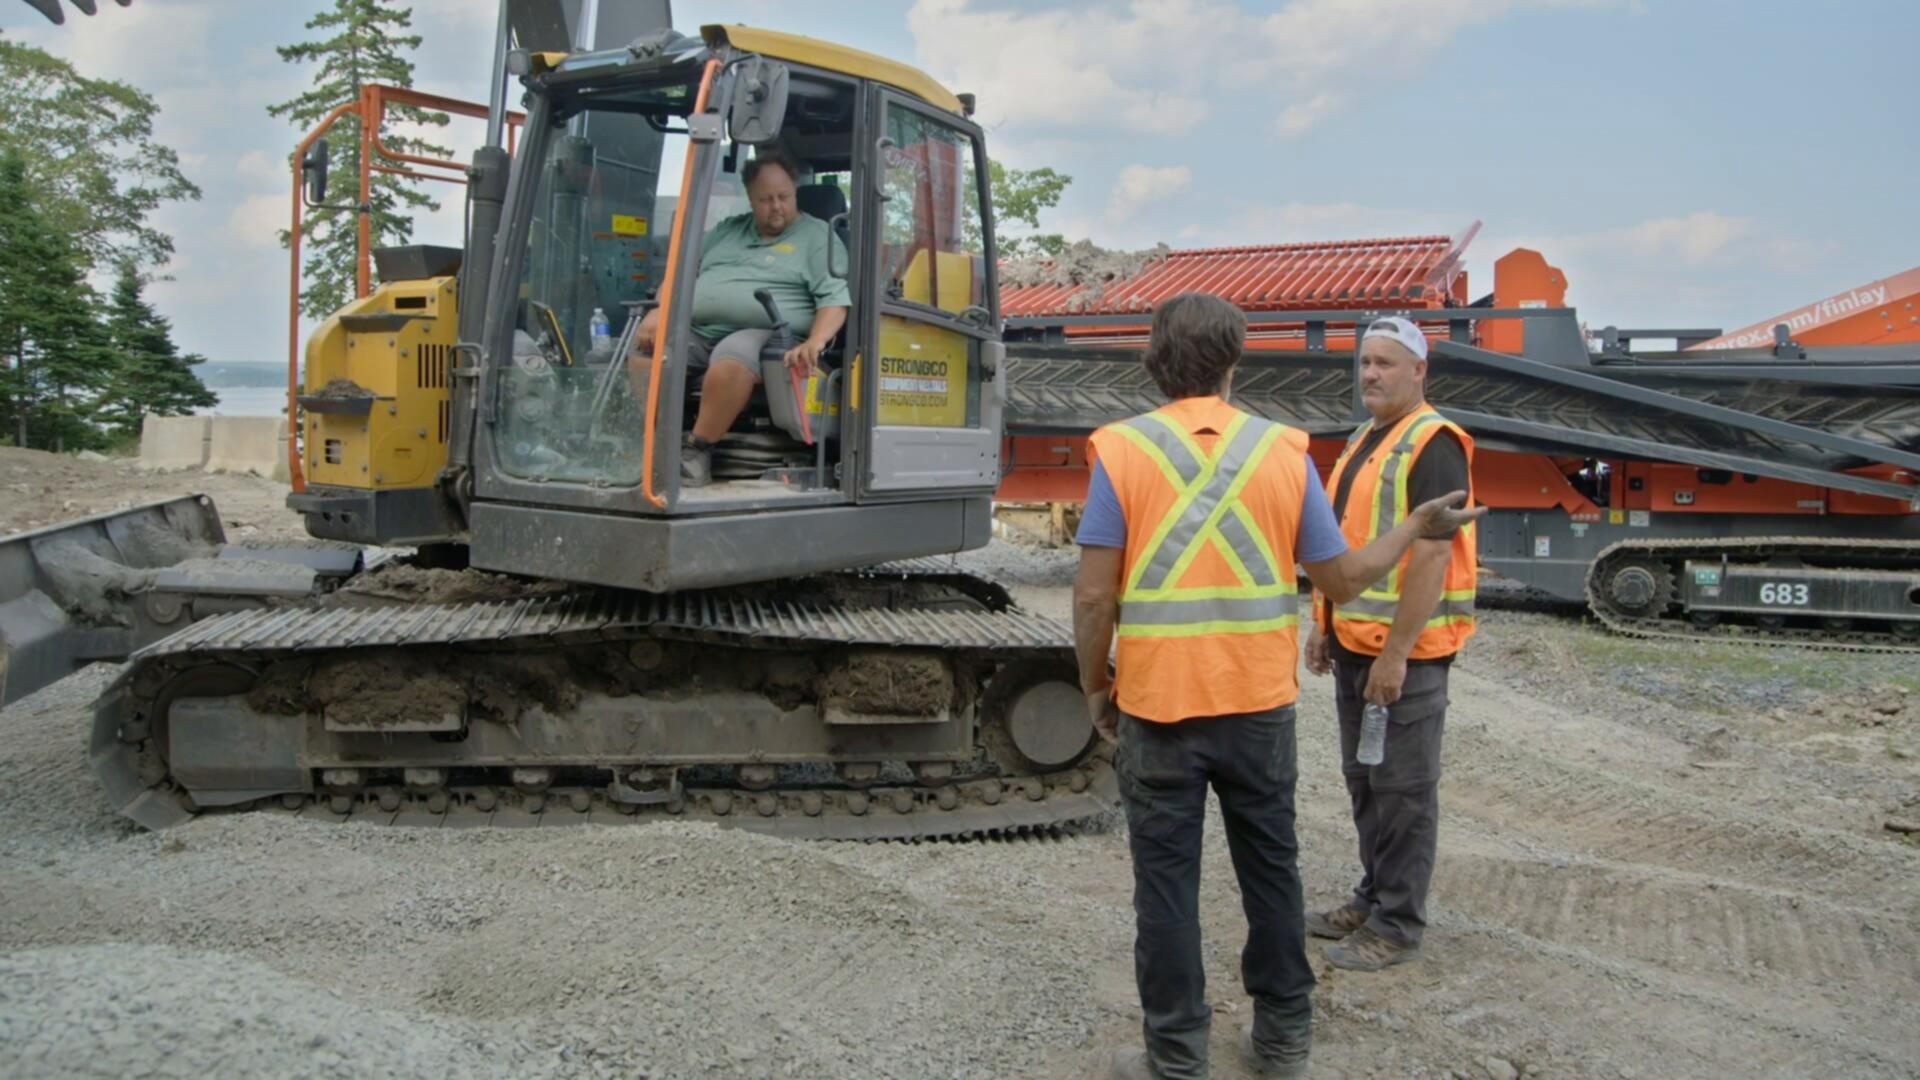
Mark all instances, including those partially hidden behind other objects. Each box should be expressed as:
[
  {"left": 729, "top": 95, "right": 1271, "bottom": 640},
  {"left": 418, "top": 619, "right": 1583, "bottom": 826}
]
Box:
[{"left": 1361, "top": 316, "right": 1428, "bottom": 361}]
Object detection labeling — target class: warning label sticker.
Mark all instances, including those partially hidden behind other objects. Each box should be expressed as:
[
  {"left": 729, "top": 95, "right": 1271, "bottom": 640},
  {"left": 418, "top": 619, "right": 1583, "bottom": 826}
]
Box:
[{"left": 879, "top": 356, "right": 951, "bottom": 406}]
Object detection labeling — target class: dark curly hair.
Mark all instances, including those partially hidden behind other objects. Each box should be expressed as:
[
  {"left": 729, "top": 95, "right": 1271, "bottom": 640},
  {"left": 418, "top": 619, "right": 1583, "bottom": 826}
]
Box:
[{"left": 1143, "top": 293, "right": 1245, "bottom": 400}]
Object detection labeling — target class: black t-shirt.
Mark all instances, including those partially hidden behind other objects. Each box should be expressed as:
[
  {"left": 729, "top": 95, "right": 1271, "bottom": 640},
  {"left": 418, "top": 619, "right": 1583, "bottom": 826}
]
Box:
[{"left": 1326, "top": 421, "right": 1468, "bottom": 666}]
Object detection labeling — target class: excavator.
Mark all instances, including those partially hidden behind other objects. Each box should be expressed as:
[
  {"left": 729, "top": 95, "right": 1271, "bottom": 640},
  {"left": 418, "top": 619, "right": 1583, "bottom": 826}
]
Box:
[
  {"left": 23, "top": 4, "right": 1113, "bottom": 836},
  {"left": 7, "top": 2, "right": 1913, "bottom": 833}
]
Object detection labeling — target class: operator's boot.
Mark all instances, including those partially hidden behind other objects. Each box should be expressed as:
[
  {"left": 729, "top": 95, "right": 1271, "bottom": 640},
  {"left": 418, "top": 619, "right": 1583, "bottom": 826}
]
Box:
[
  {"left": 1323, "top": 925, "right": 1422, "bottom": 972},
  {"left": 681, "top": 434, "right": 713, "bottom": 488},
  {"left": 1110, "top": 1048, "right": 1162, "bottom": 1080},
  {"left": 1305, "top": 903, "right": 1370, "bottom": 940},
  {"left": 1241, "top": 1027, "right": 1310, "bottom": 1078}
]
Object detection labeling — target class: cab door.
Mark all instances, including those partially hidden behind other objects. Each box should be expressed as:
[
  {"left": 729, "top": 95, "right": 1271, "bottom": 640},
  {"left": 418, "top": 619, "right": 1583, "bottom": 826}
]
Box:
[{"left": 856, "top": 91, "right": 1005, "bottom": 496}]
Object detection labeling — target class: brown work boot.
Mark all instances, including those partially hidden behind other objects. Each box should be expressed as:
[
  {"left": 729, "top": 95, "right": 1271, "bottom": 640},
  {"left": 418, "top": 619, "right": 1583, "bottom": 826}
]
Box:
[
  {"left": 1304, "top": 903, "right": 1370, "bottom": 940},
  {"left": 1241, "top": 1028, "right": 1310, "bottom": 1078},
  {"left": 1323, "top": 925, "right": 1422, "bottom": 972}
]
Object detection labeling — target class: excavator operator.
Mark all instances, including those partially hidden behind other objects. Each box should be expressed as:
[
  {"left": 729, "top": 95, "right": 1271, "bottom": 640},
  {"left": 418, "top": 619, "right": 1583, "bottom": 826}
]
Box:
[{"left": 630, "top": 150, "right": 850, "bottom": 486}]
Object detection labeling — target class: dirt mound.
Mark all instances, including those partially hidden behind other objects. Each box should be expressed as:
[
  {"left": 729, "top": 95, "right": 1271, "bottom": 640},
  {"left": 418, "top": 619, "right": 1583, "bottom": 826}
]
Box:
[{"left": 0, "top": 445, "right": 303, "bottom": 543}]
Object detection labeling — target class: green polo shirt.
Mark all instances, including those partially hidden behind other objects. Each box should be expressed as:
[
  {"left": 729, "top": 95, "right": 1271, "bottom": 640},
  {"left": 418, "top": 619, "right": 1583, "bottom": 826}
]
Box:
[{"left": 689, "top": 213, "right": 851, "bottom": 340}]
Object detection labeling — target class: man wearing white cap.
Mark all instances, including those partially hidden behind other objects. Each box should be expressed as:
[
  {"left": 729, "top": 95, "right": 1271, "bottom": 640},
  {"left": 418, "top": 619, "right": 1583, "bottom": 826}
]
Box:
[{"left": 1303, "top": 316, "right": 1479, "bottom": 971}]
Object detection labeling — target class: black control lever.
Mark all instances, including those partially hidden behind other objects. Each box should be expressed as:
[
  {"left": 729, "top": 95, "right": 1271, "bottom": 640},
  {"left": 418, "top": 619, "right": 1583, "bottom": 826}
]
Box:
[{"left": 753, "top": 289, "right": 794, "bottom": 357}]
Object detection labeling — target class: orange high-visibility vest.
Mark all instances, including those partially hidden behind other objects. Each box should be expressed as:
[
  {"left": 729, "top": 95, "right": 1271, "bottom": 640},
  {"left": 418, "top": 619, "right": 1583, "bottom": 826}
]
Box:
[
  {"left": 1317, "top": 403, "right": 1478, "bottom": 660},
  {"left": 1089, "top": 396, "right": 1310, "bottom": 723}
]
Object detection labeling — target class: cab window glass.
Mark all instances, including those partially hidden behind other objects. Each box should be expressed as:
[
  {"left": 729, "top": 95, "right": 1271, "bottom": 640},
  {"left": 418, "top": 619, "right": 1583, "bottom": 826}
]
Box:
[{"left": 879, "top": 109, "right": 983, "bottom": 316}]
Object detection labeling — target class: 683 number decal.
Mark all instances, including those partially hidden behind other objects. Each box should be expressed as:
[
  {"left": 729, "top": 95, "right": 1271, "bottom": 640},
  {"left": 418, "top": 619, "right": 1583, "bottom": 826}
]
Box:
[{"left": 1758, "top": 582, "right": 1810, "bottom": 606}]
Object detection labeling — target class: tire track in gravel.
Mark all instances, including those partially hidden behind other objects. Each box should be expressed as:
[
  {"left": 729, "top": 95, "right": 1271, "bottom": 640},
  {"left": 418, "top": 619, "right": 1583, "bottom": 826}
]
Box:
[
  {"left": 1288, "top": 660, "right": 1920, "bottom": 1078},
  {"left": 1433, "top": 672, "right": 1920, "bottom": 918},
  {"left": 1429, "top": 830, "right": 1919, "bottom": 998}
]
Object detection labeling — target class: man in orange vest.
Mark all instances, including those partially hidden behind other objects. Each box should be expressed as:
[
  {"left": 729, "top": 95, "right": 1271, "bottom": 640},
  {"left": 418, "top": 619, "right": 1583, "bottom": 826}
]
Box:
[
  {"left": 1074, "top": 295, "right": 1483, "bottom": 1080},
  {"left": 1304, "top": 315, "right": 1478, "bottom": 973}
]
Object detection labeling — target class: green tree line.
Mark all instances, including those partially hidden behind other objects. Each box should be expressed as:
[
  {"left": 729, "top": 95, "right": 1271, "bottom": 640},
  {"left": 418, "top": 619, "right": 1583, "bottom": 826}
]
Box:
[{"left": 0, "top": 37, "right": 211, "bottom": 452}]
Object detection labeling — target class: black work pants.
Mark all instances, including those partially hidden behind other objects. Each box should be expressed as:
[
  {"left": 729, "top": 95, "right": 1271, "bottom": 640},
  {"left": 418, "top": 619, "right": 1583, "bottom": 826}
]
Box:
[
  {"left": 1333, "top": 655, "right": 1449, "bottom": 946},
  {"left": 1117, "top": 706, "right": 1314, "bottom": 1080}
]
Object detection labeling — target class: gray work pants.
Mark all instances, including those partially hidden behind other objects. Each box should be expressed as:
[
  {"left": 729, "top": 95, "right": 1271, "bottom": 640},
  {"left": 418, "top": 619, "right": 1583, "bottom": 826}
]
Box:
[
  {"left": 685, "top": 327, "right": 773, "bottom": 377},
  {"left": 1333, "top": 656, "right": 1449, "bottom": 946},
  {"left": 1117, "top": 707, "right": 1315, "bottom": 1080}
]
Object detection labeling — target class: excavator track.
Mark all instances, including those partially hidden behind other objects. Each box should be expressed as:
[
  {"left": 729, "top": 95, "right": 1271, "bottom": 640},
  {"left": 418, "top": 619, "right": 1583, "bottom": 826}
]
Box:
[
  {"left": 91, "top": 566, "right": 1116, "bottom": 840},
  {"left": 1585, "top": 537, "right": 1920, "bottom": 653}
]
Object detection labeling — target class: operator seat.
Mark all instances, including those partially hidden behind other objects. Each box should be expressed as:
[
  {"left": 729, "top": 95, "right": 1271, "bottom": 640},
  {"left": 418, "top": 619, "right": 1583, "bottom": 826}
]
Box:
[
  {"left": 795, "top": 183, "right": 850, "bottom": 247},
  {"left": 762, "top": 181, "right": 851, "bottom": 441}
]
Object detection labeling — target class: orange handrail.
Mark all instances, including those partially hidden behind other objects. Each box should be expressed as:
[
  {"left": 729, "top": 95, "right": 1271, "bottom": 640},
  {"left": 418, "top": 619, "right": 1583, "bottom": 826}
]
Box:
[
  {"left": 286, "top": 99, "right": 359, "bottom": 493},
  {"left": 358, "top": 85, "right": 524, "bottom": 296},
  {"left": 284, "top": 84, "right": 523, "bottom": 493},
  {"left": 639, "top": 58, "right": 722, "bottom": 509}
]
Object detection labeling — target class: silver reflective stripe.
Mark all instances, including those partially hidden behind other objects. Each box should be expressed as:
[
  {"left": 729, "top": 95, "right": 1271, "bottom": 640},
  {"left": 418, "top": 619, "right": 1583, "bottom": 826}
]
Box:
[
  {"left": 1370, "top": 413, "right": 1442, "bottom": 542},
  {"left": 1122, "top": 592, "right": 1299, "bottom": 626},
  {"left": 1215, "top": 509, "right": 1277, "bottom": 587},
  {"left": 1336, "top": 593, "right": 1476, "bottom": 621},
  {"left": 1133, "top": 417, "right": 1276, "bottom": 590},
  {"left": 1120, "top": 414, "right": 1204, "bottom": 486}
]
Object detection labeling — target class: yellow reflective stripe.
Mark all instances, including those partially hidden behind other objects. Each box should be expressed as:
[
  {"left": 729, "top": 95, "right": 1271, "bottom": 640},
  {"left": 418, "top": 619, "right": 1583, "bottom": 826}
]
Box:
[
  {"left": 1367, "top": 411, "right": 1442, "bottom": 595},
  {"left": 1108, "top": 421, "right": 1187, "bottom": 490},
  {"left": 1332, "top": 612, "right": 1473, "bottom": 629},
  {"left": 1121, "top": 411, "right": 1259, "bottom": 591},
  {"left": 1142, "top": 411, "right": 1210, "bottom": 473},
  {"left": 1119, "top": 591, "right": 1298, "bottom": 626},
  {"left": 1117, "top": 614, "right": 1300, "bottom": 638},
  {"left": 1109, "top": 423, "right": 1216, "bottom": 594},
  {"left": 1383, "top": 421, "right": 1422, "bottom": 593},
  {"left": 1149, "top": 421, "right": 1276, "bottom": 595},
  {"left": 1126, "top": 582, "right": 1299, "bottom": 602},
  {"left": 1215, "top": 531, "right": 1257, "bottom": 588},
  {"left": 1333, "top": 587, "right": 1476, "bottom": 626},
  {"left": 1229, "top": 501, "right": 1283, "bottom": 588}
]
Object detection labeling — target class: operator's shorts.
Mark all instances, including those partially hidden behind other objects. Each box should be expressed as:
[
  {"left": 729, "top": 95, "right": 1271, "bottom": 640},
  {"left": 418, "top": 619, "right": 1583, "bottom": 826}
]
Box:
[{"left": 686, "top": 328, "right": 772, "bottom": 380}]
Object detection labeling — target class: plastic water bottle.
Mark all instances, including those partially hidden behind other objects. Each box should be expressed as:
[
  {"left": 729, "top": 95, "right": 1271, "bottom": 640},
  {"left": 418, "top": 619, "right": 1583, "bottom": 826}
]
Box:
[
  {"left": 588, "top": 307, "right": 611, "bottom": 352},
  {"left": 1357, "top": 702, "right": 1389, "bottom": 766}
]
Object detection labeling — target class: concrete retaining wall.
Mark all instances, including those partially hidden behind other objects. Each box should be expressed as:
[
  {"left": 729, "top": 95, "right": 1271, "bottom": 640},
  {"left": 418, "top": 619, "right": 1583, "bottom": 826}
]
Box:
[
  {"left": 137, "top": 415, "right": 210, "bottom": 470},
  {"left": 205, "top": 417, "right": 291, "bottom": 483}
]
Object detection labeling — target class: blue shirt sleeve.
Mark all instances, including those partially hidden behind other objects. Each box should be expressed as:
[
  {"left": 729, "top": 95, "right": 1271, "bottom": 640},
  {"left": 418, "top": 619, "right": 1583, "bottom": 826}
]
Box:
[
  {"left": 1074, "top": 461, "right": 1127, "bottom": 548},
  {"left": 1295, "top": 464, "right": 1349, "bottom": 564}
]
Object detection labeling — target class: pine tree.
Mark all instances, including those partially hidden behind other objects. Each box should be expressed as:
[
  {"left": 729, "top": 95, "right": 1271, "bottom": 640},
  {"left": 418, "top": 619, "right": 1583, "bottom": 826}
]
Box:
[
  {"left": 0, "top": 38, "right": 201, "bottom": 275},
  {"left": 268, "top": 0, "right": 449, "bottom": 319},
  {"left": 97, "top": 263, "right": 217, "bottom": 439},
  {"left": 0, "top": 148, "right": 114, "bottom": 451}
]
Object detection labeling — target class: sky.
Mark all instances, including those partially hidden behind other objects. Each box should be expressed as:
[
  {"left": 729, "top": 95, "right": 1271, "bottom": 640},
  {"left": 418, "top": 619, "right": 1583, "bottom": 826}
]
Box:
[{"left": 5, "top": 0, "right": 1915, "bottom": 367}]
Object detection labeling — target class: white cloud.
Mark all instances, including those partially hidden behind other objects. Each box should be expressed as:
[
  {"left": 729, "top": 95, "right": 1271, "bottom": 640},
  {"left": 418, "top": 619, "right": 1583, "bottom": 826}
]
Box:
[
  {"left": 237, "top": 150, "right": 285, "bottom": 187},
  {"left": 910, "top": 0, "right": 1617, "bottom": 141},
  {"left": 227, "top": 194, "right": 288, "bottom": 250},
  {"left": 1106, "top": 164, "right": 1192, "bottom": 221},
  {"left": 1274, "top": 94, "right": 1340, "bottom": 139},
  {"left": 907, "top": 0, "right": 1212, "bottom": 137},
  {"left": 1615, "top": 211, "right": 1753, "bottom": 265},
  {"left": 408, "top": 0, "right": 501, "bottom": 30},
  {"left": 8, "top": 3, "right": 214, "bottom": 89},
  {"left": 1544, "top": 211, "right": 1756, "bottom": 268}
]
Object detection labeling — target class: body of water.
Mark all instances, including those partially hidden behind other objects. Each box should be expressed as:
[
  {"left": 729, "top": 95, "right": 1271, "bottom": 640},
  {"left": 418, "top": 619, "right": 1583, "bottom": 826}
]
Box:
[{"left": 195, "top": 386, "right": 289, "bottom": 418}]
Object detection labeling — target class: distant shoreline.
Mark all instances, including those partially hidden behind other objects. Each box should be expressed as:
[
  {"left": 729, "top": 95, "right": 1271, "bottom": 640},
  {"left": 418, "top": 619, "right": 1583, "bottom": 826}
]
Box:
[{"left": 195, "top": 385, "right": 288, "bottom": 418}]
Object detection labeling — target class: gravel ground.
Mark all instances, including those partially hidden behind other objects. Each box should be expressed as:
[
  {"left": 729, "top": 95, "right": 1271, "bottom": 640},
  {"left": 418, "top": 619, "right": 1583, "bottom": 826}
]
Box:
[{"left": 3, "top": 448, "right": 1917, "bottom": 1078}]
